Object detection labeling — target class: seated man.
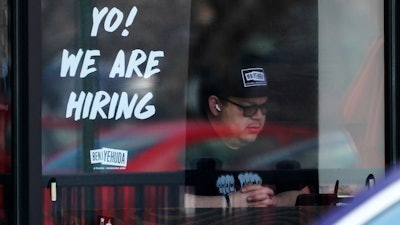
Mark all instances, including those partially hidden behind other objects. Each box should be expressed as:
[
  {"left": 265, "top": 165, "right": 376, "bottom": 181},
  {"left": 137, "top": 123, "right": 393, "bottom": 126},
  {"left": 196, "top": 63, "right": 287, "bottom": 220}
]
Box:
[{"left": 185, "top": 66, "right": 310, "bottom": 207}]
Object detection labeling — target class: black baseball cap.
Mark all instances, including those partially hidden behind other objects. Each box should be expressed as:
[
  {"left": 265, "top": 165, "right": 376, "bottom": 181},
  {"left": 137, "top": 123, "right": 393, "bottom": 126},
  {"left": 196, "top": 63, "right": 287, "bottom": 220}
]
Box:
[
  {"left": 203, "top": 65, "right": 269, "bottom": 99},
  {"left": 224, "top": 67, "right": 268, "bottom": 98}
]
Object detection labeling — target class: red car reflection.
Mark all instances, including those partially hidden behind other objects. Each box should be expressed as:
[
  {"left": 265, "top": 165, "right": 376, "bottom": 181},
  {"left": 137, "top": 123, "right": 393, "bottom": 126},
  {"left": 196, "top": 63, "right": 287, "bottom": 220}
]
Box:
[
  {"left": 42, "top": 119, "right": 317, "bottom": 225},
  {"left": 42, "top": 119, "right": 317, "bottom": 174}
]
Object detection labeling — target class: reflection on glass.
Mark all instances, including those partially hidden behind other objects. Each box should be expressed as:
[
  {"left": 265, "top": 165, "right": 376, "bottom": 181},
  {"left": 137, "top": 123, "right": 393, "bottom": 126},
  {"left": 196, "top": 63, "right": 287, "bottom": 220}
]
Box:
[
  {"left": 40, "top": 0, "right": 386, "bottom": 223},
  {"left": 319, "top": 0, "right": 385, "bottom": 196},
  {"left": 42, "top": 0, "right": 191, "bottom": 174},
  {"left": 186, "top": 0, "right": 319, "bottom": 208}
]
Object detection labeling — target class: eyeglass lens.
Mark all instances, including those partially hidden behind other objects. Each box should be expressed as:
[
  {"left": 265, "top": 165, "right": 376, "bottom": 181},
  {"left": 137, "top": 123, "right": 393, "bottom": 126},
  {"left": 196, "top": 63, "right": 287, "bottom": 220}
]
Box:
[
  {"left": 243, "top": 104, "right": 267, "bottom": 117},
  {"left": 219, "top": 96, "right": 267, "bottom": 117}
]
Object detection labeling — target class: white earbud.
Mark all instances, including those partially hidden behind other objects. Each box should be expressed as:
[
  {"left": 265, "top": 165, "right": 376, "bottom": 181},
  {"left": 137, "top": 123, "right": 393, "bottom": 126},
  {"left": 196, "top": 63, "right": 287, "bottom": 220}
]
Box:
[{"left": 215, "top": 104, "right": 221, "bottom": 111}]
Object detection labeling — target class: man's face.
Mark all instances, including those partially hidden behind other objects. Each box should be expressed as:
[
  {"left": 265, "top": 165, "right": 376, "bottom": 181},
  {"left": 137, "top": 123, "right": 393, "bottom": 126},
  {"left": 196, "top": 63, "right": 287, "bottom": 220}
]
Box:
[{"left": 218, "top": 96, "right": 267, "bottom": 148}]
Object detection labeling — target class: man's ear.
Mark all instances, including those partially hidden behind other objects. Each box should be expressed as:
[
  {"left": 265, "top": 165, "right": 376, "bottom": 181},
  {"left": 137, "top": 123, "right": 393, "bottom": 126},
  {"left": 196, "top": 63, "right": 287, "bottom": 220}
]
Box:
[{"left": 208, "top": 95, "right": 221, "bottom": 116}]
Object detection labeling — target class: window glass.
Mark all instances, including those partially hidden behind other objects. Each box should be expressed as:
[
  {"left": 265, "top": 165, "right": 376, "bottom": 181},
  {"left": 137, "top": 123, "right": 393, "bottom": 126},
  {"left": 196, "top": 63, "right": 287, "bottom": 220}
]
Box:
[
  {"left": 318, "top": 0, "right": 385, "bottom": 195},
  {"left": 42, "top": 0, "right": 191, "bottom": 173},
  {"left": 0, "top": 0, "right": 11, "bottom": 223},
  {"left": 41, "top": 0, "right": 385, "bottom": 217},
  {"left": 185, "top": 0, "right": 319, "bottom": 207}
]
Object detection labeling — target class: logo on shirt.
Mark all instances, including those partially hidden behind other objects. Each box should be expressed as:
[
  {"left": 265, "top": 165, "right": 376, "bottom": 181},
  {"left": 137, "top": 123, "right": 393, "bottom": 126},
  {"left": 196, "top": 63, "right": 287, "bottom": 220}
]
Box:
[
  {"left": 238, "top": 172, "right": 262, "bottom": 187},
  {"left": 216, "top": 172, "right": 262, "bottom": 195},
  {"left": 216, "top": 174, "right": 236, "bottom": 195}
]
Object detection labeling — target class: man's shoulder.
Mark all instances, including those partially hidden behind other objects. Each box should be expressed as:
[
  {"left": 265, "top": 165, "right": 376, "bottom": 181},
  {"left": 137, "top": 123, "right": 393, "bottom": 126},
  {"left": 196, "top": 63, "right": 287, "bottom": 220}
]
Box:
[{"left": 185, "top": 140, "right": 229, "bottom": 170}]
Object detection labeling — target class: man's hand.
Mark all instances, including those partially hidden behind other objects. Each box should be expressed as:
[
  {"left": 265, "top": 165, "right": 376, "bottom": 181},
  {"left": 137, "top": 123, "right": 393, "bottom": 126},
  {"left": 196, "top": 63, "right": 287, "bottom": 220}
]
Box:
[
  {"left": 273, "top": 186, "right": 310, "bottom": 206},
  {"left": 231, "top": 184, "right": 275, "bottom": 207}
]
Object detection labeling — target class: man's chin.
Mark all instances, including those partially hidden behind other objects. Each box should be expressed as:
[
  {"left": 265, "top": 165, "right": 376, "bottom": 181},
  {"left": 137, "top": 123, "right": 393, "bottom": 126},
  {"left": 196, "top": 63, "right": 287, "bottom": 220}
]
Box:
[{"left": 238, "top": 134, "right": 259, "bottom": 146}]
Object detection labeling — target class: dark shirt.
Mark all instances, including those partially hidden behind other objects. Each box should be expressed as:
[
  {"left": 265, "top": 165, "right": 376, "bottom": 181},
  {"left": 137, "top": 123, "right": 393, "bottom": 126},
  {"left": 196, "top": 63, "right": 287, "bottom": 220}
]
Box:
[
  {"left": 185, "top": 122, "right": 264, "bottom": 194},
  {"left": 185, "top": 133, "right": 314, "bottom": 196}
]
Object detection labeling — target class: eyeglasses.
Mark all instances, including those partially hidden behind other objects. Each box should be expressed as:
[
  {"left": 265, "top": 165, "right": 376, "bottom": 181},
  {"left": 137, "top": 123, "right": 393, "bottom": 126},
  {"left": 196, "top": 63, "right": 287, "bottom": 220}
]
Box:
[{"left": 218, "top": 96, "right": 268, "bottom": 117}]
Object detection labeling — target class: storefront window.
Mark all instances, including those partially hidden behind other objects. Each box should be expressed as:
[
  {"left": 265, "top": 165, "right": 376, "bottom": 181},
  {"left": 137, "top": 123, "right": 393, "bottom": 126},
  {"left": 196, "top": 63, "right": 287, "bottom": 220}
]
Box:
[
  {"left": 42, "top": 0, "right": 191, "bottom": 174},
  {"left": 41, "top": 0, "right": 385, "bottom": 223}
]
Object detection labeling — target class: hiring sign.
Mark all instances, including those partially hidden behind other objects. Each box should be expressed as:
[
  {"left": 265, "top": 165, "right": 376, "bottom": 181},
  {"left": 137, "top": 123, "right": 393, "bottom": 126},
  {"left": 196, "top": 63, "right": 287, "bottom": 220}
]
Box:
[
  {"left": 59, "top": 6, "right": 164, "bottom": 121},
  {"left": 41, "top": 0, "right": 188, "bottom": 174}
]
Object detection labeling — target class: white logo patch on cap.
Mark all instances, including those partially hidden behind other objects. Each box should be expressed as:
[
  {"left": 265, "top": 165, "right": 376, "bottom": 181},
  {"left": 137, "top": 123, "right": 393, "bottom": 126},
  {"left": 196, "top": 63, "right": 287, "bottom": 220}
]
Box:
[{"left": 241, "top": 68, "right": 267, "bottom": 87}]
